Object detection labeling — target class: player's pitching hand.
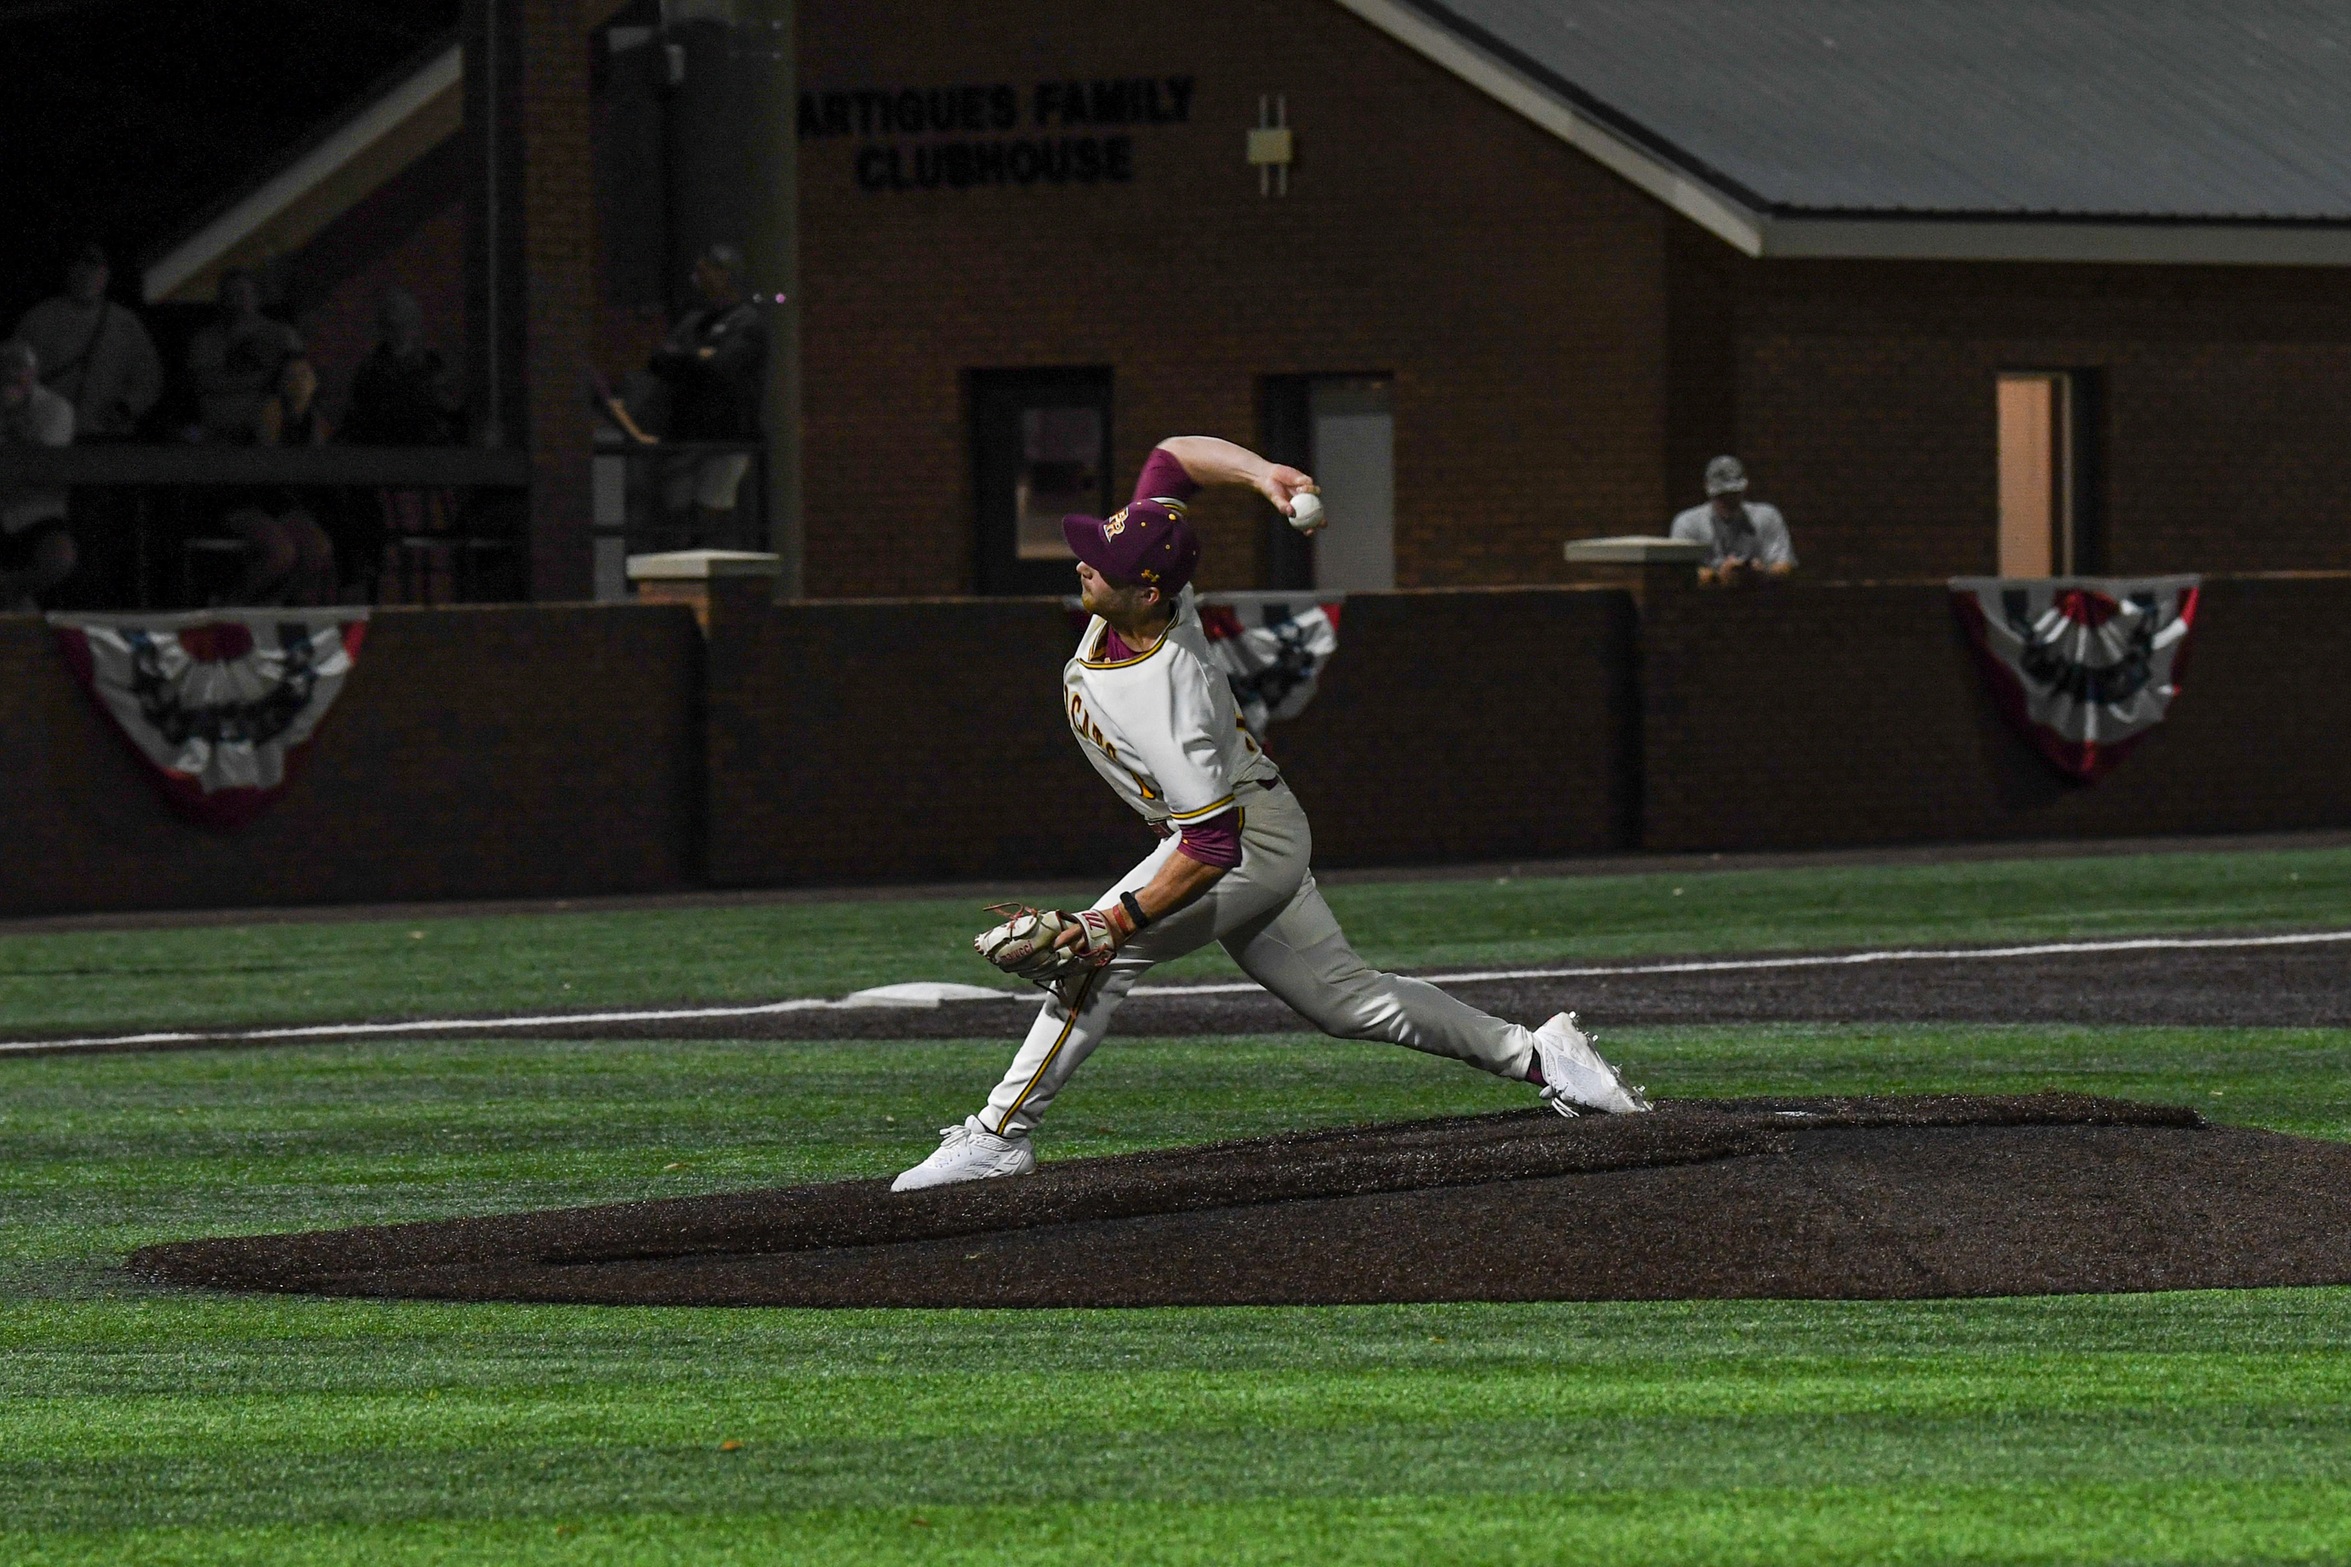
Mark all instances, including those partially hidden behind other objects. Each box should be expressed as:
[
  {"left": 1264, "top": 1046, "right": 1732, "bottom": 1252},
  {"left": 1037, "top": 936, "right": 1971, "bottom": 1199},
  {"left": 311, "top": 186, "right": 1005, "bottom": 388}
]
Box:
[{"left": 1261, "top": 466, "right": 1320, "bottom": 524}]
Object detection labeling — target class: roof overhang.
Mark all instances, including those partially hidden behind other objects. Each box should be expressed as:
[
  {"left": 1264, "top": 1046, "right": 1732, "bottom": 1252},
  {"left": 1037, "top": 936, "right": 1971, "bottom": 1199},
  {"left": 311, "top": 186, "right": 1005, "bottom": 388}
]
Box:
[
  {"left": 143, "top": 43, "right": 462, "bottom": 304},
  {"left": 1334, "top": 0, "right": 2351, "bottom": 267},
  {"left": 1760, "top": 216, "right": 2351, "bottom": 267},
  {"left": 139, "top": 0, "right": 653, "bottom": 307}
]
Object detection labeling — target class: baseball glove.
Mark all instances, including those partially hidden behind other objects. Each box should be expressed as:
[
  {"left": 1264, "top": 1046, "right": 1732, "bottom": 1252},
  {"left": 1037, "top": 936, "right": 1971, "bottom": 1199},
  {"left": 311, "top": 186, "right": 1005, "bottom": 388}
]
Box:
[{"left": 974, "top": 901, "right": 1135, "bottom": 1001}]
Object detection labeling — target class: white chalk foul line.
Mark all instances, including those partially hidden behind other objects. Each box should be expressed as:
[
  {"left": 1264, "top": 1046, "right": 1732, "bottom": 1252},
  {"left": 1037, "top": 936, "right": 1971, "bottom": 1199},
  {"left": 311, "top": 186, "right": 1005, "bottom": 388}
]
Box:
[
  {"left": 0, "top": 997, "right": 851, "bottom": 1055},
  {"left": 5, "top": 927, "right": 2347, "bottom": 1056},
  {"left": 1124, "top": 927, "right": 2351, "bottom": 997}
]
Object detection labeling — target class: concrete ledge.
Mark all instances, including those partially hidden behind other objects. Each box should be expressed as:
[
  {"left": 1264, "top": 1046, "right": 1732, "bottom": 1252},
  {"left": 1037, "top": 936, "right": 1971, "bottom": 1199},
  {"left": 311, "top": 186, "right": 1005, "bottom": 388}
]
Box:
[
  {"left": 1564, "top": 535, "right": 1708, "bottom": 564},
  {"left": 629, "top": 551, "right": 782, "bottom": 634},
  {"left": 626, "top": 549, "right": 784, "bottom": 581}
]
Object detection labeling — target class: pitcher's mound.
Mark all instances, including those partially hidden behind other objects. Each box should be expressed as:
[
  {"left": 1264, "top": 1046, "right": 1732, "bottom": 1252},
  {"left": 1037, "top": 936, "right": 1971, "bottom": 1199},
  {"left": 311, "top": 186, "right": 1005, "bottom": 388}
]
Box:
[{"left": 130, "top": 1094, "right": 2351, "bottom": 1306}]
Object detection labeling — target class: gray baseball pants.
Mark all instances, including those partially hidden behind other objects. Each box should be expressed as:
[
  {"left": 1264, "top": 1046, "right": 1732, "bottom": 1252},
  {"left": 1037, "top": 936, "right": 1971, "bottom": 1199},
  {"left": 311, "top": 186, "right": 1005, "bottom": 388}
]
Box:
[{"left": 981, "top": 780, "right": 1540, "bottom": 1138}]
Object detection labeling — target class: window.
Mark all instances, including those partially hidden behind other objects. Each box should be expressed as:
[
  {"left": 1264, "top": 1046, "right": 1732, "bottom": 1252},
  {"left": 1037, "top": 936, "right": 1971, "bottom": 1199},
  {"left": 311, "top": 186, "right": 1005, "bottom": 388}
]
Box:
[
  {"left": 1257, "top": 374, "right": 1394, "bottom": 591},
  {"left": 1997, "top": 371, "right": 2091, "bottom": 576},
  {"left": 972, "top": 368, "right": 1112, "bottom": 594}
]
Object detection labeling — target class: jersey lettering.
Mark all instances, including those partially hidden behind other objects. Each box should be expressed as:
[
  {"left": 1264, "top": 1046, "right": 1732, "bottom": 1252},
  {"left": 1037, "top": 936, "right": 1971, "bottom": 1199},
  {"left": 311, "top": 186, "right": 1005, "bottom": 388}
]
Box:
[
  {"left": 1068, "top": 692, "right": 1116, "bottom": 761},
  {"left": 1066, "top": 596, "right": 1263, "bottom": 828},
  {"left": 1069, "top": 688, "right": 1162, "bottom": 801}
]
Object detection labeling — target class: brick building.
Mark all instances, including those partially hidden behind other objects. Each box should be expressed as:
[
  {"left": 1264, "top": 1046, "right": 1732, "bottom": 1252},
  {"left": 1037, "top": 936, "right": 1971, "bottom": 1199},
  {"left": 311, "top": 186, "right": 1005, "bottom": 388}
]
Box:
[{"left": 143, "top": 0, "right": 2351, "bottom": 597}]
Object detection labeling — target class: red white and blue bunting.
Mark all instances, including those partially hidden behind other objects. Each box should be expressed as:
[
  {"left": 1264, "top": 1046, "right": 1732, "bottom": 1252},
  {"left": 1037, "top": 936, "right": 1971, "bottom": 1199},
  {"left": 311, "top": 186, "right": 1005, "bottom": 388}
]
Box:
[
  {"left": 1197, "top": 591, "right": 1343, "bottom": 735},
  {"left": 50, "top": 610, "right": 368, "bottom": 826},
  {"left": 1949, "top": 577, "right": 2200, "bottom": 781}
]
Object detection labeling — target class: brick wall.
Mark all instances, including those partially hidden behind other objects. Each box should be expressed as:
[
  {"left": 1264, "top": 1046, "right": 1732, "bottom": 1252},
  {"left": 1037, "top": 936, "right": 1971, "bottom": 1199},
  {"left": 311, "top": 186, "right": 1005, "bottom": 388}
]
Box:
[
  {"left": 795, "top": 0, "right": 1673, "bottom": 598},
  {"left": 1641, "top": 574, "right": 2351, "bottom": 851},
  {"left": 1255, "top": 589, "right": 1636, "bottom": 864},
  {"left": 0, "top": 605, "right": 701, "bottom": 916},
  {"left": 4, "top": 582, "right": 2344, "bottom": 917},
  {"left": 519, "top": 0, "right": 599, "bottom": 599},
  {"left": 1727, "top": 261, "right": 2351, "bottom": 580},
  {"left": 704, "top": 597, "right": 1137, "bottom": 886},
  {"left": 704, "top": 587, "right": 1637, "bottom": 886},
  {"left": 794, "top": 0, "right": 2351, "bottom": 599},
  {"left": 254, "top": 2, "right": 2351, "bottom": 603}
]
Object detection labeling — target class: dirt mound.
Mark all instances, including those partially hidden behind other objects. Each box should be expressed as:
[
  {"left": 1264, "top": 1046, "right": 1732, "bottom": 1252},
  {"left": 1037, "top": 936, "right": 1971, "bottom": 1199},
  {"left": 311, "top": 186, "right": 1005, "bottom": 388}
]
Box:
[{"left": 129, "top": 1093, "right": 2351, "bottom": 1306}]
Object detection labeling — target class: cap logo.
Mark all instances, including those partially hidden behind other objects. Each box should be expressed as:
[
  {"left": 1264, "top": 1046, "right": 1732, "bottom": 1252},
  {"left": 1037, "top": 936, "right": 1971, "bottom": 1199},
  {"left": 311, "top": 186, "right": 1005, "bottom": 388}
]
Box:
[{"left": 1103, "top": 506, "right": 1129, "bottom": 538}]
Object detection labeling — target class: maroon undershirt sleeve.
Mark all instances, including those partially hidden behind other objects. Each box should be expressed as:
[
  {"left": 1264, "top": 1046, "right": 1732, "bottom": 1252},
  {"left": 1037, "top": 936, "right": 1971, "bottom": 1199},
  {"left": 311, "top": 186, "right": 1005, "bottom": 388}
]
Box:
[
  {"left": 1132, "top": 446, "right": 1200, "bottom": 505},
  {"left": 1176, "top": 808, "right": 1243, "bottom": 869}
]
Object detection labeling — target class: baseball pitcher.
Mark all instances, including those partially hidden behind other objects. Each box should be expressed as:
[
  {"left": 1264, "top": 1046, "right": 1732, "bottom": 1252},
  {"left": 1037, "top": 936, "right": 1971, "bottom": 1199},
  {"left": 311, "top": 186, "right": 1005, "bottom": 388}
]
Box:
[{"left": 892, "top": 436, "right": 1647, "bottom": 1191}]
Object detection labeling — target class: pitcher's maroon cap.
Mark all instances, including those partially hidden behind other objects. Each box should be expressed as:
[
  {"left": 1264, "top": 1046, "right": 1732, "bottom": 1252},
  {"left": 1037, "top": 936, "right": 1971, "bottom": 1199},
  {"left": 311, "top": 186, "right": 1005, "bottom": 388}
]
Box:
[{"left": 1062, "top": 498, "right": 1200, "bottom": 595}]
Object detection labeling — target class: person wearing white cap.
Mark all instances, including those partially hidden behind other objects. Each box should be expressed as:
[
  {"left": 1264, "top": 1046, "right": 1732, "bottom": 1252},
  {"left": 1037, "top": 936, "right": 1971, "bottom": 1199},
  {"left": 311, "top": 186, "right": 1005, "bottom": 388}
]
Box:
[{"left": 1670, "top": 455, "right": 1796, "bottom": 585}]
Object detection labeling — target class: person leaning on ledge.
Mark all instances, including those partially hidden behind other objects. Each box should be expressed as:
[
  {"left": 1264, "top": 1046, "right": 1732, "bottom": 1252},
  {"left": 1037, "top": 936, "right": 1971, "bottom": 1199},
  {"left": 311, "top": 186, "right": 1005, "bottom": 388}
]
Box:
[{"left": 1670, "top": 455, "right": 1796, "bottom": 586}]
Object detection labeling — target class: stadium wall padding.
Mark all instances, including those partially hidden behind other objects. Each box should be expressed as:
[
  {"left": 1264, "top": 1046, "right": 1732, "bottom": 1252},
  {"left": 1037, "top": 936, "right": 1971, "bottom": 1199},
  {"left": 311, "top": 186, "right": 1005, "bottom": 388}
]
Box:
[
  {"left": 703, "top": 597, "right": 1141, "bottom": 888},
  {"left": 2, "top": 576, "right": 2343, "bottom": 917},
  {"left": 700, "top": 587, "right": 1638, "bottom": 887},
  {"left": 1639, "top": 574, "right": 2351, "bottom": 850},
  {"left": 1234, "top": 589, "right": 1639, "bottom": 869},
  {"left": 0, "top": 605, "right": 704, "bottom": 916}
]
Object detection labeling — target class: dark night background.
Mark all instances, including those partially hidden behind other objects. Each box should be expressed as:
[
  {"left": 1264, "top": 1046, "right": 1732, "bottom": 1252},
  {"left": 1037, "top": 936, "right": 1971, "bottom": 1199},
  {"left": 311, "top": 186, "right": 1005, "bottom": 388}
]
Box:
[{"left": 3, "top": 0, "right": 460, "bottom": 319}]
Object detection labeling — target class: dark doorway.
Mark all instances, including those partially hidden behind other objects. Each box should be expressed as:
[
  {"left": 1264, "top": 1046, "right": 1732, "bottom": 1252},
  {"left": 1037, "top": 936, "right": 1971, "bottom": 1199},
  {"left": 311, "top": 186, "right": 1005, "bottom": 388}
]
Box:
[
  {"left": 1258, "top": 372, "right": 1396, "bottom": 592},
  {"left": 972, "top": 368, "right": 1113, "bottom": 595},
  {"left": 1259, "top": 375, "right": 1314, "bottom": 589}
]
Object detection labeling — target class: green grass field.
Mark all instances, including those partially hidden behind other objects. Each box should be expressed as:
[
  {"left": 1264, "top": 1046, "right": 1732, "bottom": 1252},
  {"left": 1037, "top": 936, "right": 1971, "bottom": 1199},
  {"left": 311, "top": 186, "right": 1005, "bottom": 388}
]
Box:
[
  {"left": 2, "top": 844, "right": 2344, "bottom": 1034},
  {"left": 5, "top": 844, "right": 2351, "bottom": 1564}
]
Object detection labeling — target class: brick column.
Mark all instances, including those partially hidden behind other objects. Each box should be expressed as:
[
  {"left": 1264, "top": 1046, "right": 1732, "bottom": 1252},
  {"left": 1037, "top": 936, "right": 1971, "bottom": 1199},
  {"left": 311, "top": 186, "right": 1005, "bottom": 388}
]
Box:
[
  {"left": 465, "top": 0, "right": 595, "bottom": 601},
  {"left": 519, "top": 0, "right": 595, "bottom": 599},
  {"left": 461, "top": 0, "right": 518, "bottom": 452}
]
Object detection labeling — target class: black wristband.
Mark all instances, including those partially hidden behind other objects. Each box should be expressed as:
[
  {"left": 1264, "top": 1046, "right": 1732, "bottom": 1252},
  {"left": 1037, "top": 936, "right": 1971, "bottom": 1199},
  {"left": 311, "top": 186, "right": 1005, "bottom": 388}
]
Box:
[{"left": 1120, "top": 890, "right": 1151, "bottom": 930}]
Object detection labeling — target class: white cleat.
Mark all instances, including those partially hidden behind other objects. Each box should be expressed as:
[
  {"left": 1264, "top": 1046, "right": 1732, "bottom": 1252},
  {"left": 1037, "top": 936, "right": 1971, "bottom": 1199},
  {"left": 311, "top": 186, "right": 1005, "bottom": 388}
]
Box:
[
  {"left": 1530, "top": 1012, "right": 1651, "bottom": 1117},
  {"left": 889, "top": 1116, "right": 1038, "bottom": 1192}
]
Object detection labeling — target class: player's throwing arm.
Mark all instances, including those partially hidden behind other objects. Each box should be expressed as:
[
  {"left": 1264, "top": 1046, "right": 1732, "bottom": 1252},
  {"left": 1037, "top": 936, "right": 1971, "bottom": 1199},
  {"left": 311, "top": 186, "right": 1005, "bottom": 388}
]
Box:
[{"left": 890, "top": 436, "right": 1646, "bottom": 1192}]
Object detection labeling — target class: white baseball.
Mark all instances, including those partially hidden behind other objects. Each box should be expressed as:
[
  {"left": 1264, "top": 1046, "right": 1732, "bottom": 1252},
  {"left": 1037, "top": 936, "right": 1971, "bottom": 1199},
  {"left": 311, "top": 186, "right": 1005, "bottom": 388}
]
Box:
[{"left": 1287, "top": 491, "right": 1325, "bottom": 533}]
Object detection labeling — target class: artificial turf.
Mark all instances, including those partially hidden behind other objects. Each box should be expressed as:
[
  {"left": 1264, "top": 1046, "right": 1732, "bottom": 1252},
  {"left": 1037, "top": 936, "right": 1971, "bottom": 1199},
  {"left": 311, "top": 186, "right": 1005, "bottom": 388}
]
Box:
[
  {"left": 5, "top": 846, "right": 2351, "bottom": 1563},
  {"left": 0, "top": 842, "right": 2342, "bottom": 1034}
]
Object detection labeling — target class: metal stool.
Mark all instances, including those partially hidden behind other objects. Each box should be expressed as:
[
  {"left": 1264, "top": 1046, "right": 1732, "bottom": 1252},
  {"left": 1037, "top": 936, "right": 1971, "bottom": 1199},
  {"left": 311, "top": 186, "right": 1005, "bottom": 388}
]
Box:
[
  {"left": 390, "top": 535, "right": 452, "bottom": 604},
  {"left": 389, "top": 534, "right": 523, "bottom": 604}
]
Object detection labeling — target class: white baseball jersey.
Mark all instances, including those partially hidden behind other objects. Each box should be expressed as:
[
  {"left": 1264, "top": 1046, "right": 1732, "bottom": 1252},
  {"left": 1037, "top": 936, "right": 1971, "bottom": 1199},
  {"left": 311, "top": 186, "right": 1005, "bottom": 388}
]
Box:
[{"left": 1064, "top": 585, "right": 1280, "bottom": 833}]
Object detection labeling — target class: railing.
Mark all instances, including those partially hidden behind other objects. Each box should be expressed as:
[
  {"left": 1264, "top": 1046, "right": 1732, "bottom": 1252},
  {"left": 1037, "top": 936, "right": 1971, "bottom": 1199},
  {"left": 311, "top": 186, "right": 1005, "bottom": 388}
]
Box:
[
  {"left": 0, "top": 447, "right": 530, "bottom": 487},
  {"left": 590, "top": 441, "right": 769, "bottom": 599},
  {"left": 0, "top": 446, "right": 533, "bottom": 609}
]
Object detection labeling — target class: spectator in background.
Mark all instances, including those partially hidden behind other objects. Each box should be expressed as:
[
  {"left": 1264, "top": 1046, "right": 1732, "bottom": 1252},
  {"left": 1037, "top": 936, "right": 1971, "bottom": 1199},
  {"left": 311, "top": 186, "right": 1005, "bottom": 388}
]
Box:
[
  {"left": 647, "top": 243, "right": 766, "bottom": 541},
  {"left": 1671, "top": 455, "right": 1796, "bottom": 585},
  {"left": 14, "top": 244, "right": 160, "bottom": 609},
  {"left": 12, "top": 244, "right": 161, "bottom": 439},
  {"left": 219, "top": 355, "right": 336, "bottom": 605},
  {"left": 341, "top": 289, "right": 461, "bottom": 598},
  {"left": 180, "top": 270, "right": 331, "bottom": 603},
  {"left": 341, "top": 289, "right": 459, "bottom": 445},
  {"left": 187, "top": 268, "right": 305, "bottom": 444},
  {"left": 0, "top": 341, "right": 78, "bottom": 607}
]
